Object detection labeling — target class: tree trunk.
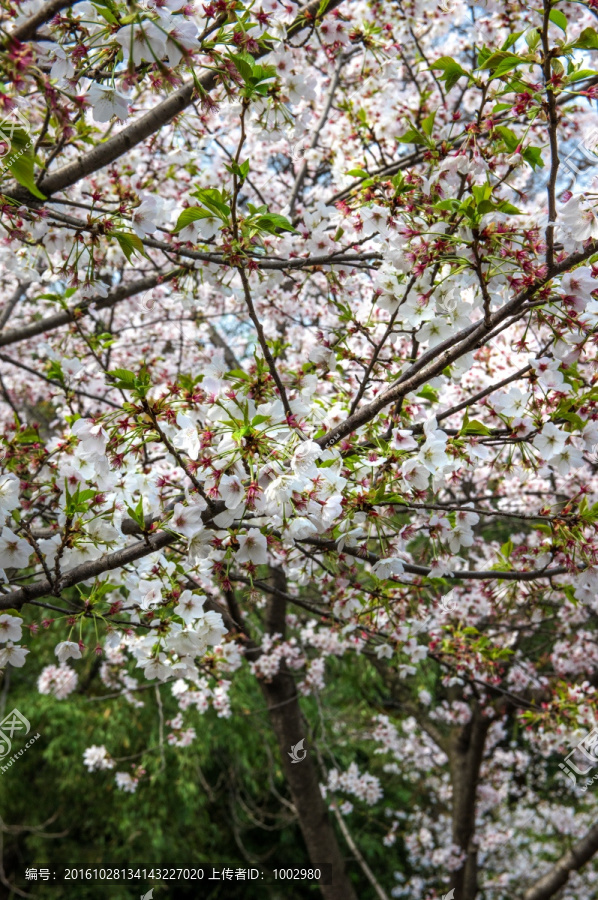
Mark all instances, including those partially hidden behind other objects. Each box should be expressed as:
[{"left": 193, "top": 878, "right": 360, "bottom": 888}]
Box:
[
  {"left": 448, "top": 704, "right": 491, "bottom": 900},
  {"left": 257, "top": 570, "right": 359, "bottom": 900}
]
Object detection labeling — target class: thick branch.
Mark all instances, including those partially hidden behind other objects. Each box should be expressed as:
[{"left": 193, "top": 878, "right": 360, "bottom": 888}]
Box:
[
  {"left": 317, "top": 241, "right": 598, "bottom": 449},
  {"left": 6, "top": 0, "right": 347, "bottom": 201},
  {"left": 448, "top": 705, "right": 491, "bottom": 900},
  {"left": 522, "top": 821, "right": 598, "bottom": 900},
  {"left": 257, "top": 569, "right": 358, "bottom": 900},
  {"left": 0, "top": 271, "right": 181, "bottom": 348},
  {"left": 4, "top": 0, "right": 71, "bottom": 44}
]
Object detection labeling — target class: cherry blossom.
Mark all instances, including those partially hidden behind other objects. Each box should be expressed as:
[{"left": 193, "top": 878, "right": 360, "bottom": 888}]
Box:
[
  {"left": 55, "top": 641, "right": 82, "bottom": 663},
  {"left": 0, "top": 528, "right": 30, "bottom": 569},
  {"left": 236, "top": 529, "right": 268, "bottom": 566},
  {"left": 3, "top": 0, "right": 598, "bottom": 895},
  {"left": 0, "top": 614, "right": 22, "bottom": 643},
  {"left": 87, "top": 83, "right": 129, "bottom": 124}
]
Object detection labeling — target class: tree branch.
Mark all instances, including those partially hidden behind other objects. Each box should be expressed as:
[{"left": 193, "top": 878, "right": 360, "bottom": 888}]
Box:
[{"left": 522, "top": 821, "right": 598, "bottom": 900}]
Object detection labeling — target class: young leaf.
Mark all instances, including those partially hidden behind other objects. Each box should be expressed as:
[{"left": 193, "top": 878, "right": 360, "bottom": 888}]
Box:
[
  {"left": 174, "top": 207, "right": 217, "bottom": 233},
  {"left": 573, "top": 27, "right": 598, "bottom": 50},
  {"left": 422, "top": 111, "right": 436, "bottom": 136},
  {"left": 479, "top": 51, "right": 521, "bottom": 71},
  {"left": 228, "top": 53, "right": 254, "bottom": 84},
  {"left": 495, "top": 125, "right": 519, "bottom": 153},
  {"left": 107, "top": 368, "right": 137, "bottom": 389},
  {"left": 430, "top": 56, "right": 468, "bottom": 91},
  {"left": 397, "top": 127, "right": 428, "bottom": 146},
  {"left": 549, "top": 8, "right": 567, "bottom": 32},
  {"left": 254, "top": 213, "right": 297, "bottom": 235},
  {"left": 114, "top": 232, "right": 147, "bottom": 262},
  {"left": 2, "top": 126, "right": 45, "bottom": 200}
]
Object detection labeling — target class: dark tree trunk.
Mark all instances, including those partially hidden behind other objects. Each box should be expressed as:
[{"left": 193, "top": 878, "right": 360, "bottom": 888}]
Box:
[
  {"left": 448, "top": 704, "right": 491, "bottom": 900},
  {"left": 257, "top": 570, "right": 358, "bottom": 900}
]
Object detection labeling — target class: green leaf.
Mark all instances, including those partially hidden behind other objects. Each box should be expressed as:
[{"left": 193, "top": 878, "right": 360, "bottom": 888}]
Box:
[
  {"left": 496, "top": 200, "right": 522, "bottom": 214},
  {"left": 15, "top": 427, "right": 39, "bottom": 443},
  {"left": 47, "top": 360, "right": 64, "bottom": 381},
  {"left": 479, "top": 50, "right": 527, "bottom": 80},
  {"left": 573, "top": 27, "right": 598, "bottom": 50},
  {"left": 495, "top": 125, "right": 519, "bottom": 152},
  {"left": 174, "top": 207, "right": 218, "bottom": 233},
  {"left": 462, "top": 419, "right": 491, "bottom": 435},
  {"left": 1, "top": 124, "right": 46, "bottom": 200},
  {"left": 477, "top": 200, "right": 496, "bottom": 215},
  {"left": 225, "top": 159, "right": 250, "bottom": 180},
  {"left": 249, "top": 63, "right": 277, "bottom": 87},
  {"left": 397, "top": 127, "right": 427, "bottom": 146},
  {"left": 417, "top": 385, "right": 439, "bottom": 403},
  {"left": 345, "top": 168, "right": 370, "bottom": 177},
  {"left": 114, "top": 231, "right": 146, "bottom": 262},
  {"left": 493, "top": 56, "right": 525, "bottom": 79},
  {"left": 107, "top": 368, "right": 136, "bottom": 389},
  {"left": 501, "top": 540, "right": 514, "bottom": 559},
  {"left": 91, "top": 0, "right": 119, "bottom": 24},
  {"left": 126, "top": 496, "right": 146, "bottom": 530},
  {"left": 521, "top": 145, "right": 544, "bottom": 170},
  {"left": 434, "top": 198, "right": 460, "bottom": 212},
  {"left": 477, "top": 47, "right": 493, "bottom": 68},
  {"left": 549, "top": 8, "right": 567, "bottom": 32},
  {"left": 228, "top": 53, "right": 254, "bottom": 83},
  {"left": 422, "top": 111, "right": 436, "bottom": 136},
  {"left": 430, "top": 56, "right": 468, "bottom": 91},
  {"left": 501, "top": 30, "right": 523, "bottom": 51},
  {"left": 191, "top": 187, "right": 231, "bottom": 218},
  {"left": 535, "top": 523, "right": 552, "bottom": 534},
  {"left": 253, "top": 213, "right": 297, "bottom": 235},
  {"left": 471, "top": 183, "right": 492, "bottom": 205},
  {"left": 566, "top": 69, "right": 597, "bottom": 84},
  {"left": 479, "top": 51, "right": 521, "bottom": 71}
]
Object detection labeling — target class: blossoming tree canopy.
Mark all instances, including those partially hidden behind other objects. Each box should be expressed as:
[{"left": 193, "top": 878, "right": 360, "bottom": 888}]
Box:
[{"left": 4, "top": 0, "right": 598, "bottom": 895}]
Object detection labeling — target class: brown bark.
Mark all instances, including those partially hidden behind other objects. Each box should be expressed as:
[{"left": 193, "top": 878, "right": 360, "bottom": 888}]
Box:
[
  {"left": 522, "top": 820, "right": 598, "bottom": 900},
  {"left": 244, "top": 571, "right": 358, "bottom": 900},
  {"left": 5, "top": 0, "right": 72, "bottom": 44},
  {"left": 448, "top": 704, "right": 491, "bottom": 900},
  {"left": 5, "top": 0, "right": 347, "bottom": 202}
]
